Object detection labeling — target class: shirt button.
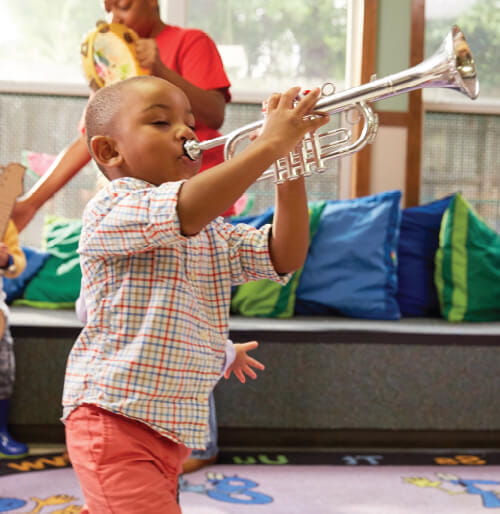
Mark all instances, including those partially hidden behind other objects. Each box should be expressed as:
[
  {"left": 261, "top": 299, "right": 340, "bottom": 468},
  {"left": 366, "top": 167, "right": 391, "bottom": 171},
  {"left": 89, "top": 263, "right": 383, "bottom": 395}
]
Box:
[{"left": 200, "top": 330, "right": 209, "bottom": 340}]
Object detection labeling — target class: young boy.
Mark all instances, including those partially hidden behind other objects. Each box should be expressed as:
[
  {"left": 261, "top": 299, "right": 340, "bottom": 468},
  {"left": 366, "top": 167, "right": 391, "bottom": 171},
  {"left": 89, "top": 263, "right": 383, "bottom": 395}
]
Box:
[
  {"left": 62, "top": 75, "right": 328, "bottom": 513},
  {"left": 0, "top": 218, "right": 27, "bottom": 458}
]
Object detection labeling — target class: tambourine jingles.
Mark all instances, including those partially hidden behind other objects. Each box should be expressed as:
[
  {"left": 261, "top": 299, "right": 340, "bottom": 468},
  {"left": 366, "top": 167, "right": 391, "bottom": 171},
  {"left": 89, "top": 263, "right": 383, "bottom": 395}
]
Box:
[{"left": 81, "top": 20, "right": 150, "bottom": 90}]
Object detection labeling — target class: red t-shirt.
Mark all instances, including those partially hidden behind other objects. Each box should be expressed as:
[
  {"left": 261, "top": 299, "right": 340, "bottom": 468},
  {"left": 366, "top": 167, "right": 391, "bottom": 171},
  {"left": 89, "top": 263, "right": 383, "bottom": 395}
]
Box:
[{"left": 155, "top": 25, "right": 231, "bottom": 172}]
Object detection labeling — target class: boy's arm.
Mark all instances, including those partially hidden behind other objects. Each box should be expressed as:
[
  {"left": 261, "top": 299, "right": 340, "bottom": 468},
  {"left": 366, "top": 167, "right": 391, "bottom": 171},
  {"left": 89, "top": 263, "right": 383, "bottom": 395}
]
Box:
[
  {"left": 177, "top": 88, "right": 329, "bottom": 236},
  {"left": 12, "top": 136, "right": 91, "bottom": 231},
  {"left": 270, "top": 178, "right": 309, "bottom": 274}
]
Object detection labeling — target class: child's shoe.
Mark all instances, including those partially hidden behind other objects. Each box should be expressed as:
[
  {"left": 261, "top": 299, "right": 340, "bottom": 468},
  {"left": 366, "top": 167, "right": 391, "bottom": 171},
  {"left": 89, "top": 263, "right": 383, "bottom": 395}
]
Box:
[
  {"left": 0, "top": 398, "right": 29, "bottom": 458},
  {"left": 0, "top": 430, "right": 29, "bottom": 459}
]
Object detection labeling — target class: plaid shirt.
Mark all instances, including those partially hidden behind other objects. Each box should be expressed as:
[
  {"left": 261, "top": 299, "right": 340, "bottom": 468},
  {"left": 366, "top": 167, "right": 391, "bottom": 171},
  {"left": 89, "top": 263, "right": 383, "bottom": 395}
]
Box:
[{"left": 62, "top": 177, "right": 289, "bottom": 449}]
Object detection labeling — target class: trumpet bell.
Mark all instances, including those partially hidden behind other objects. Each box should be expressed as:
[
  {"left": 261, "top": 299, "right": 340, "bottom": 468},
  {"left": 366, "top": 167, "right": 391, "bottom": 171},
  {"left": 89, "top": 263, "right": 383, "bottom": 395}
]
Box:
[
  {"left": 420, "top": 24, "right": 479, "bottom": 101},
  {"left": 448, "top": 25, "right": 479, "bottom": 100}
]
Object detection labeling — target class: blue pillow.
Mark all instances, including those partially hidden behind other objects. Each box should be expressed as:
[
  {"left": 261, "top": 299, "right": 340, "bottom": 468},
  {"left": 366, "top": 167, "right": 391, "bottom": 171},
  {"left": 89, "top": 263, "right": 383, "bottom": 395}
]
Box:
[
  {"left": 230, "top": 207, "right": 274, "bottom": 228},
  {"left": 2, "top": 246, "right": 51, "bottom": 304},
  {"left": 396, "top": 195, "right": 455, "bottom": 317},
  {"left": 295, "top": 190, "right": 402, "bottom": 320}
]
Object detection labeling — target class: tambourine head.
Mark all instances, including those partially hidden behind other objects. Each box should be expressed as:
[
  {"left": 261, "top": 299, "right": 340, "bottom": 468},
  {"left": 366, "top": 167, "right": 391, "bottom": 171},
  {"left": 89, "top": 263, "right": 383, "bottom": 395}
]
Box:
[{"left": 81, "top": 21, "right": 149, "bottom": 90}]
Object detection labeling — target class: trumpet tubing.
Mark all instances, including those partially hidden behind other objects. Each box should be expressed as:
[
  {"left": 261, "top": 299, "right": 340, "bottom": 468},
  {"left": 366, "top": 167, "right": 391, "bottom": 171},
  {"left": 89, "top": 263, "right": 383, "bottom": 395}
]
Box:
[{"left": 183, "top": 25, "right": 479, "bottom": 183}]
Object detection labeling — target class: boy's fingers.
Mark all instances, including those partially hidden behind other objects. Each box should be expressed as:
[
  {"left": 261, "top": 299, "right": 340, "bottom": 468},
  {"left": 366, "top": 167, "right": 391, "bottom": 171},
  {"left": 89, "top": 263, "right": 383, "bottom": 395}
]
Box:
[
  {"left": 277, "top": 86, "right": 301, "bottom": 109},
  {"left": 265, "top": 93, "right": 281, "bottom": 112},
  {"left": 307, "top": 112, "right": 330, "bottom": 131},
  {"left": 295, "top": 87, "right": 321, "bottom": 115},
  {"left": 242, "top": 341, "right": 259, "bottom": 351},
  {"left": 247, "top": 357, "right": 265, "bottom": 370},
  {"left": 243, "top": 366, "right": 258, "bottom": 379}
]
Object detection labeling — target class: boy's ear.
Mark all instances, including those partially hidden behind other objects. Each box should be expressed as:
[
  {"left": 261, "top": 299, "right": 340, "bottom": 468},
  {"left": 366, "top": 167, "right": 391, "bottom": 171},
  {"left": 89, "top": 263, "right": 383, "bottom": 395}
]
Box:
[{"left": 90, "top": 136, "right": 123, "bottom": 168}]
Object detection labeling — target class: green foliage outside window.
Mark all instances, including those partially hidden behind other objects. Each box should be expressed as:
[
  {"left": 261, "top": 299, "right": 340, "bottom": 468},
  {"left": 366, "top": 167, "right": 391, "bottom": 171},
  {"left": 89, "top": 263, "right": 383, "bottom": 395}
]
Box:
[{"left": 425, "top": 0, "right": 500, "bottom": 99}]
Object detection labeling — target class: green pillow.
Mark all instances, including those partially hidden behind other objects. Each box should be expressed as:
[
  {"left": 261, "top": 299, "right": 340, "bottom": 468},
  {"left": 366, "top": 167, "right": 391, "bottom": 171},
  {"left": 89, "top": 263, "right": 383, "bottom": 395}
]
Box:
[
  {"left": 19, "top": 215, "right": 82, "bottom": 307},
  {"left": 230, "top": 202, "right": 326, "bottom": 318},
  {"left": 435, "top": 194, "right": 500, "bottom": 322}
]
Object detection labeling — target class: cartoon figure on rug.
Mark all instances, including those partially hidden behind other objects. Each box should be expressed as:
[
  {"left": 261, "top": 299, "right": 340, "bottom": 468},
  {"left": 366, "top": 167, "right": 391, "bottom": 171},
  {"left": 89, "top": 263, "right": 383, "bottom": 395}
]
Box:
[
  {"left": 179, "top": 471, "right": 273, "bottom": 504},
  {"left": 28, "top": 494, "right": 81, "bottom": 514},
  {"left": 0, "top": 495, "right": 82, "bottom": 514},
  {"left": 404, "top": 472, "right": 500, "bottom": 508}
]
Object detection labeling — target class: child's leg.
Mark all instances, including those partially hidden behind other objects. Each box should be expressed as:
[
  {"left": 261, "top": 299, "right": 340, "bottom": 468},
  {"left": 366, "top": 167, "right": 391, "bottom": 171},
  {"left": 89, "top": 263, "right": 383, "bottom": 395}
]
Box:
[
  {"left": 65, "top": 405, "right": 190, "bottom": 513},
  {"left": 183, "top": 391, "right": 218, "bottom": 473}
]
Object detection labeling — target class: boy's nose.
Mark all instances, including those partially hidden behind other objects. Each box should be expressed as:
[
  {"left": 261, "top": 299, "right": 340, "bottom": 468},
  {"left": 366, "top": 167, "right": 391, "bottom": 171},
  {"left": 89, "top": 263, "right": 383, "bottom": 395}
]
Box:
[{"left": 177, "top": 125, "right": 196, "bottom": 141}]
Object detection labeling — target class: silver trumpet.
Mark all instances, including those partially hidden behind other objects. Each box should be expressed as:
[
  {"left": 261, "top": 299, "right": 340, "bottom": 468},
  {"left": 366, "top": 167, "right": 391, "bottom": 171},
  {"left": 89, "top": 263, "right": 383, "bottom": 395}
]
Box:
[{"left": 184, "top": 25, "right": 479, "bottom": 183}]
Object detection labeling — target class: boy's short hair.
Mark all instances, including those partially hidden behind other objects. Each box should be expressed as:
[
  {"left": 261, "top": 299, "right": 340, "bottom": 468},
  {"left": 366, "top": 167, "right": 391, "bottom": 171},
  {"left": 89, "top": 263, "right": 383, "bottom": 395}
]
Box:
[{"left": 85, "top": 76, "right": 148, "bottom": 174}]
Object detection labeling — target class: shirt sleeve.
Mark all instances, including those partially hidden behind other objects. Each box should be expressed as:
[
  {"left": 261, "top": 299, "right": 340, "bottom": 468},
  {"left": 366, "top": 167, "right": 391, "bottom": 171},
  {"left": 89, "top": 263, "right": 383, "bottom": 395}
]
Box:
[
  {"left": 176, "top": 30, "right": 231, "bottom": 101},
  {"left": 75, "top": 293, "right": 87, "bottom": 324},
  {"left": 218, "top": 221, "right": 292, "bottom": 286},
  {"left": 221, "top": 339, "right": 236, "bottom": 376},
  {"left": 80, "top": 180, "right": 188, "bottom": 257}
]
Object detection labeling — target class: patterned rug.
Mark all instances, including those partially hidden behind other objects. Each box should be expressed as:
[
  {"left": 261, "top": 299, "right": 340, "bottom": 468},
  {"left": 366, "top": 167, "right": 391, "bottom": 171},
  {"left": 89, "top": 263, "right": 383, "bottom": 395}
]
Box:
[{"left": 1, "top": 450, "right": 500, "bottom": 513}]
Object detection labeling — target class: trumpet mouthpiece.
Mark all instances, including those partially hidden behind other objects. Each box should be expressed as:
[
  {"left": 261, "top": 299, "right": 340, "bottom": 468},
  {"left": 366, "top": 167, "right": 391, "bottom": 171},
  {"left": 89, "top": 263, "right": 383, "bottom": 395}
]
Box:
[{"left": 184, "top": 140, "right": 202, "bottom": 161}]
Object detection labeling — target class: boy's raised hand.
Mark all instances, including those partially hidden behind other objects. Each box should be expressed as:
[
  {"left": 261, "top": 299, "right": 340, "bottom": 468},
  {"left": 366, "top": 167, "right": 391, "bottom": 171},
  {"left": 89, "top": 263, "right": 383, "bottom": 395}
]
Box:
[
  {"left": 224, "top": 341, "right": 265, "bottom": 384},
  {"left": 257, "top": 87, "right": 330, "bottom": 159}
]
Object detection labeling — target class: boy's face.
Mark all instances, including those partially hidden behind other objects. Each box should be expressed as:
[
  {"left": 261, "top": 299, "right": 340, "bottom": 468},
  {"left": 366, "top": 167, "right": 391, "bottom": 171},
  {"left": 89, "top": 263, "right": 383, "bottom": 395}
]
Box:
[
  {"left": 108, "top": 78, "right": 201, "bottom": 185},
  {"left": 104, "top": 0, "right": 158, "bottom": 37}
]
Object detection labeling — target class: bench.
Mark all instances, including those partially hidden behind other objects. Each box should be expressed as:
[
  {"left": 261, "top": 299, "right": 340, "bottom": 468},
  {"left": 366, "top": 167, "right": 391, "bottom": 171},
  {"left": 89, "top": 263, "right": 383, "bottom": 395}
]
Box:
[{"left": 8, "top": 306, "right": 500, "bottom": 448}]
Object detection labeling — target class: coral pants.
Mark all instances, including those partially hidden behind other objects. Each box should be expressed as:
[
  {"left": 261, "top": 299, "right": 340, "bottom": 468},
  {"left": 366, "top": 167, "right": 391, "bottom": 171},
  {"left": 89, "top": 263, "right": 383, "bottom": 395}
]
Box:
[{"left": 65, "top": 404, "right": 191, "bottom": 513}]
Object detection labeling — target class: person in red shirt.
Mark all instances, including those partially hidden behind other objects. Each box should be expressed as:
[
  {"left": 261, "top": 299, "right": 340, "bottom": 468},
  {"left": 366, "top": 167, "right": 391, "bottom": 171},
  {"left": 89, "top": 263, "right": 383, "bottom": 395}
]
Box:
[{"left": 13, "top": 0, "right": 234, "bottom": 472}]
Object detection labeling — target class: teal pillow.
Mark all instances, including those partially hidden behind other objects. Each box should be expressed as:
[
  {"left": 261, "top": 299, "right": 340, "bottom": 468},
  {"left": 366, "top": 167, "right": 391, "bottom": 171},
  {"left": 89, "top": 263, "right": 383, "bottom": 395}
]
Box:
[
  {"left": 435, "top": 194, "right": 500, "bottom": 322},
  {"left": 230, "top": 202, "right": 326, "bottom": 318},
  {"left": 19, "top": 216, "right": 82, "bottom": 307}
]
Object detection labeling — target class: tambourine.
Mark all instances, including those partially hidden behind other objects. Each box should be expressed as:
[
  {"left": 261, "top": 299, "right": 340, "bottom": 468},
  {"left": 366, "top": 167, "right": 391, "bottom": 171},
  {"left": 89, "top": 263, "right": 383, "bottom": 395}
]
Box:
[{"left": 80, "top": 20, "right": 150, "bottom": 90}]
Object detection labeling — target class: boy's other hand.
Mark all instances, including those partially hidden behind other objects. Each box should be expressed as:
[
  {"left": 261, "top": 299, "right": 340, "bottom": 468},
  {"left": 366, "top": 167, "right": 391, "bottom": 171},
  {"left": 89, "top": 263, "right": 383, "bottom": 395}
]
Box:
[{"left": 224, "top": 341, "right": 265, "bottom": 383}]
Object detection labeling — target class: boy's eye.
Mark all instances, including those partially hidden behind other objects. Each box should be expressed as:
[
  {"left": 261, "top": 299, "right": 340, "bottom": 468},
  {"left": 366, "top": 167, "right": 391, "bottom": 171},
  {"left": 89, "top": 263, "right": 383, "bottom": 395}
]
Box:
[{"left": 151, "top": 120, "right": 170, "bottom": 126}]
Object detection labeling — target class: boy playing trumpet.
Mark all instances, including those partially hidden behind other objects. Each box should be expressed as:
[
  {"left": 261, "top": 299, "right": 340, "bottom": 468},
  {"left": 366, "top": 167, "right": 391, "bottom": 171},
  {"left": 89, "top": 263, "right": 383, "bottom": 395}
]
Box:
[{"left": 62, "top": 75, "right": 328, "bottom": 512}]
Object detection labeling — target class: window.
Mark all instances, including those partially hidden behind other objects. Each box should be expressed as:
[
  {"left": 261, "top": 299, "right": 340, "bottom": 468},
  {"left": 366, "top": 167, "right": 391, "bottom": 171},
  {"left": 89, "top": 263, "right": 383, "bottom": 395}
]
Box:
[
  {"left": 424, "top": 0, "right": 500, "bottom": 107},
  {"left": 188, "top": 0, "right": 348, "bottom": 102},
  {"left": 0, "top": 0, "right": 103, "bottom": 91},
  {"left": 422, "top": 0, "right": 500, "bottom": 230},
  {"left": 0, "top": 0, "right": 348, "bottom": 99}
]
